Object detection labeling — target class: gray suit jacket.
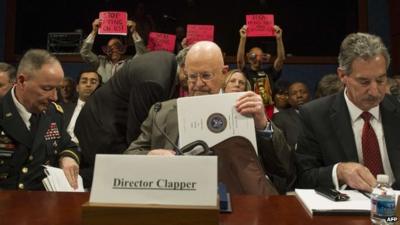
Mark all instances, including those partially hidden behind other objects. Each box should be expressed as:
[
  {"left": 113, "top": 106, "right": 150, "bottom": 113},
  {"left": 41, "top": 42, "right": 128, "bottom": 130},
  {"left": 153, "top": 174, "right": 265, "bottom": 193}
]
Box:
[
  {"left": 295, "top": 91, "right": 400, "bottom": 189},
  {"left": 126, "top": 99, "right": 295, "bottom": 191}
]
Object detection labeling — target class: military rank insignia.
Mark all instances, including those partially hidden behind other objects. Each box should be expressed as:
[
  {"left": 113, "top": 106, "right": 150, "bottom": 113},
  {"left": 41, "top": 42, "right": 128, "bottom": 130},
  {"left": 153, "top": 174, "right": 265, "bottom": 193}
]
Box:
[
  {"left": 52, "top": 102, "right": 64, "bottom": 114},
  {"left": 44, "top": 123, "right": 60, "bottom": 141}
]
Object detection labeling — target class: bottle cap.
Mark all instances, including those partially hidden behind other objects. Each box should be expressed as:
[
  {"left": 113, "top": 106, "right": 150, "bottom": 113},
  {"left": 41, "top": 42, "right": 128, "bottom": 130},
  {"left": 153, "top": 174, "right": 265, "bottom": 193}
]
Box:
[{"left": 377, "top": 174, "right": 389, "bottom": 183}]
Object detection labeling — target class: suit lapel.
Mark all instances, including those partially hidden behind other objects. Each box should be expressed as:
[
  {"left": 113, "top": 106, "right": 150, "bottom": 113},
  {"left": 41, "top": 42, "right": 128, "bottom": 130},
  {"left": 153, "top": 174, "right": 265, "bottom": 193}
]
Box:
[
  {"left": 289, "top": 108, "right": 301, "bottom": 127},
  {"left": 166, "top": 100, "right": 179, "bottom": 148},
  {"left": 1, "top": 92, "right": 32, "bottom": 148},
  {"left": 329, "top": 92, "right": 358, "bottom": 161},
  {"left": 380, "top": 97, "right": 400, "bottom": 183}
]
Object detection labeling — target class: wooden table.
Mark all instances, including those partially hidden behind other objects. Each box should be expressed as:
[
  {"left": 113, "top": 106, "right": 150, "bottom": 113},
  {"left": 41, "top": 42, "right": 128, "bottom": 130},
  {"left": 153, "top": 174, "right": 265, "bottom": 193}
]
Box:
[{"left": 0, "top": 191, "right": 370, "bottom": 225}]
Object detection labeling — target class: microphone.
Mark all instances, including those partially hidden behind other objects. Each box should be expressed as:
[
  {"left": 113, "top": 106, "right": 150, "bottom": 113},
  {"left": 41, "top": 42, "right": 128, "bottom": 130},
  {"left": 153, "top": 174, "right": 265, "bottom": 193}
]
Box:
[
  {"left": 152, "top": 102, "right": 211, "bottom": 155},
  {"left": 162, "top": 14, "right": 177, "bottom": 21},
  {"left": 153, "top": 102, "right": 183, "bottom": 155}
]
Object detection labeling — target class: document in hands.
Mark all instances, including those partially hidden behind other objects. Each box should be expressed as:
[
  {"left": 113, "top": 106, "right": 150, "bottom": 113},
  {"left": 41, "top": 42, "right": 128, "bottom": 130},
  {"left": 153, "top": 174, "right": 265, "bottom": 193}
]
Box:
[
  {"left": 42, "top": 165, "right": 84, "bottom": 192},
  {"left": 295, "top": 189, "right": 400, "bottom": 216},
  {"left": 177, "top": 92, "right": 257, "bottom": 153}
]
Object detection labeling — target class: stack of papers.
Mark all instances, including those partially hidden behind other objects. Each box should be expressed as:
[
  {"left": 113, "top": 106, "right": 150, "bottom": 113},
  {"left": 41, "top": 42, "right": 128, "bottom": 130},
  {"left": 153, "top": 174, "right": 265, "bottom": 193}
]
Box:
[
  {"left": 42, "top": 165, "right": 84, "bottom": 192},
  {"left": 296, "top": 189, "right": 369, "bottom": 216},
  {"left": 295, "top": 189, "right": 400, "bottom": 216}
]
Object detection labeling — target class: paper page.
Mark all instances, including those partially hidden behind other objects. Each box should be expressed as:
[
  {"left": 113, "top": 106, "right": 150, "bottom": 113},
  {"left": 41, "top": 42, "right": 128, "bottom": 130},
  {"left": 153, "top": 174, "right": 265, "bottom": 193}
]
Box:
[
  {"left": 295, "top": 189, "right": 400, "bottom": 215},
  {"left": 43, "top": 165, "right": 84, "bottom": 192},
  {"left": 177, "top": 92, "right": 258, "bottom": 153}
]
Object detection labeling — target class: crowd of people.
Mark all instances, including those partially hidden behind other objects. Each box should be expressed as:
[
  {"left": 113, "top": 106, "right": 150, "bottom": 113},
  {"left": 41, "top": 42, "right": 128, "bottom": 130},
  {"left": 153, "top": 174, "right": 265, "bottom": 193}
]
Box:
[{"left": 1, "top": 18, "right": 400, "bottom": 197}]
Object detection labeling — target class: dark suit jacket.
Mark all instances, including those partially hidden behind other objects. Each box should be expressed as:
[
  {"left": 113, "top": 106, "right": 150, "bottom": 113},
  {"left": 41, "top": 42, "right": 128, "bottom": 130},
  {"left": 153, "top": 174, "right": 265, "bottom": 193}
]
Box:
[
  {"left": 272, "top": 108, "right": 301, "bottom": 150},
  {"left": 0, "top": 91, "right": 79, "bottom": 190},
  {"left": 74, "top": 51, "right": 178, "bottom": 187},
  {"left": 62, "top": 101, "right": 76, "bottom": 128},
  {"left": 126, "top": 99, "right": 295, "bottom": 193},
  {"left": 295, "top": 91, "right": 400, "bottom": 189}
]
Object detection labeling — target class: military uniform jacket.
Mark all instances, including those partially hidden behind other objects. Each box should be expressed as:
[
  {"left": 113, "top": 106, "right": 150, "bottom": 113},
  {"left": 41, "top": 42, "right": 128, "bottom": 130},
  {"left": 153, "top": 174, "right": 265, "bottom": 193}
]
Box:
[{"left": 0, "top": 91, "right": 80, "bottom": 190}]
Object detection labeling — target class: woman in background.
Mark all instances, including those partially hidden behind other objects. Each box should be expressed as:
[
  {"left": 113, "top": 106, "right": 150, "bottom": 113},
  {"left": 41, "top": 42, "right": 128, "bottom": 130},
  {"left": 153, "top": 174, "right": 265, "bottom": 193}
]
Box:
[{"left": 223, "top": 69, "right": 251, "bottom": 93}]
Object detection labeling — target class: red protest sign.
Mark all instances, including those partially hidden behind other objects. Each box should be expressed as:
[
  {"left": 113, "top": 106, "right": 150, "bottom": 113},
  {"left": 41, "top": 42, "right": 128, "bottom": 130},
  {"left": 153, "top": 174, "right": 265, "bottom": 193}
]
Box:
[
  {"left": 147, "top": 32, "right": 176, "bottom": 52},
  {"left": 98, "top": 11, "right": 128, "bottom": 35},
  {"left": 246, "top": 14, "right": 275, "bottom": 37},
  {"left": 186, "top": 24, "right": 214, "bottom": 45}
]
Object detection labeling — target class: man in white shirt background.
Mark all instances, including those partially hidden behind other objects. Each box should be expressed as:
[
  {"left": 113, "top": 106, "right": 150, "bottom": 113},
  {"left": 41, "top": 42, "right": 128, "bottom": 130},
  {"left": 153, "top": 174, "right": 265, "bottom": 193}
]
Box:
[{"left": 64, "top": 70, "right": 101, "bottom": 144}]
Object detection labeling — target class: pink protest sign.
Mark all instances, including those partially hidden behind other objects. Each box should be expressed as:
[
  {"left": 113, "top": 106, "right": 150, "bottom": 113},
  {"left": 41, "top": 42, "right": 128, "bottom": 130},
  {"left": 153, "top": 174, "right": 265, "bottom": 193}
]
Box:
[
  {"left": 147, "top": 32, "right": 176, "bottom": 52},
  {"left": 186, "top": 24, "right": 214, "bottom": 45},
  {"left": 246, "top": 14, "right": 275, "bottom": 37},
  {"left": 98, "top": 11, "right": 128, "bottom": 35}
]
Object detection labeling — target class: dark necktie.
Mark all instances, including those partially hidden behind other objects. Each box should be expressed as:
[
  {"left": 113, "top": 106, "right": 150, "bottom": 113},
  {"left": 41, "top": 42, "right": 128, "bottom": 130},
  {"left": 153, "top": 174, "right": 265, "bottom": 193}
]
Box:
[
  {"left": 360, "top": 112, "right": 384, "bottom": 177},
  {"left": 29, "top": 113, "right": 40, "bottom": 135}
]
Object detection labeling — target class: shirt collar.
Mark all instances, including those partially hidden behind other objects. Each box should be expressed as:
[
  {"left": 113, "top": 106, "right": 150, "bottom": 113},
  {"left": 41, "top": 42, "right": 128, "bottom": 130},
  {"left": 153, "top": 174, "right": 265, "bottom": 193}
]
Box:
[
  {"left": 11, "top": 87, "right": 32, "bottom": 125},
  {"left": 343, "top": 88, "right": 380, "bottom": 122},
  {"left": 77, "top": 98, "right": 85, "bottom": 107}
]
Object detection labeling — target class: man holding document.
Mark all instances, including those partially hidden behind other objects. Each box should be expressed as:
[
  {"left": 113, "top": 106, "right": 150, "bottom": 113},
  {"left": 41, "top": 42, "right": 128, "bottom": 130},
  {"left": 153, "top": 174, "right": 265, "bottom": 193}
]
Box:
[
  {"left": 125, "top": 41, "right": 294, "bottom": 194},
  {"left": 295, "top": 33, "right": 400, "bottom": 192}
]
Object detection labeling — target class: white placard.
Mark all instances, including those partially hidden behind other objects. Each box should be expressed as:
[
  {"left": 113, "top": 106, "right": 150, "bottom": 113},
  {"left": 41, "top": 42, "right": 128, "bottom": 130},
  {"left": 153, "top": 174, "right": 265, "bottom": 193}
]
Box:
[
  {"left": 89, "top": 155, "right": 217, "bottom": 206},
  {"left": 177, "top": 92, "right": 257, "bottom": 152}
]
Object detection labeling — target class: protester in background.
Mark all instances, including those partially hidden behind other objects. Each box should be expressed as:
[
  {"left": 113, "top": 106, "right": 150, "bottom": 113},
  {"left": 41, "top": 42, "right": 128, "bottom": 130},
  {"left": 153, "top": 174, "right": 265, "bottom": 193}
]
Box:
[
  {"left": 237, "top": 24, "right": 285, "bottom": 107},
  {"left": 80, "top": 17, "right": 147, "bottom": 83}
]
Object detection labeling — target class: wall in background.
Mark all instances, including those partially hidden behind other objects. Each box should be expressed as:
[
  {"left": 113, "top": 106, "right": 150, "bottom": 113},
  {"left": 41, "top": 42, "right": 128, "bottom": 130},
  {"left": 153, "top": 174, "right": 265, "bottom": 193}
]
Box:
[
  {"left": 368, "top": 0, "right": 392, "bottom": 74},
  {"left": 0, "top": 0, "right": 392, "bottom": 91},
  {"left": 0, "top": 0, "right": 5, "bottom": 61}
]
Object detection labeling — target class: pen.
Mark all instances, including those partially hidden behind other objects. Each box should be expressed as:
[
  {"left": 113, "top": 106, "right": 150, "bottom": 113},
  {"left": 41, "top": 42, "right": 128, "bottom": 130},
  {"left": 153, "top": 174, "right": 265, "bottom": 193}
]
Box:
[{"left": 359, "top": 190, "right": 371, "bottom": 199}]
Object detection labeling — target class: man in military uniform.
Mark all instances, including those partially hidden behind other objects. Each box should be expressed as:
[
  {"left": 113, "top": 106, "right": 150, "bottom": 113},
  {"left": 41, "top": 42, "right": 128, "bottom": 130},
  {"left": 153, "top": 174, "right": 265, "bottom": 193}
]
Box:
[{"left": 0, "top": 49, "right": 80, "bottom": 190}]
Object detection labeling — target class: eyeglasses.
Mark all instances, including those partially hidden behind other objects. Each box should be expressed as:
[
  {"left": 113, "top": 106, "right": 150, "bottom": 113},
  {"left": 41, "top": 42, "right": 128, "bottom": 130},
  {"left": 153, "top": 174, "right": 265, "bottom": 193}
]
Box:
[
  {"left": 101, "top": 43, "right": 127, "bottom": 55},
  {"left": 185, "top": 71, "right": 216, "bottom": 83}
]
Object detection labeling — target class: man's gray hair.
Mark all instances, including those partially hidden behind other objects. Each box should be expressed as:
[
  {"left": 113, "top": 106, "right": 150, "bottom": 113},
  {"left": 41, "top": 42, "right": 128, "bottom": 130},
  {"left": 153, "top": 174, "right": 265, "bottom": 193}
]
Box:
[
  {"left": 176, "top": 46, "right": 191, "bottom": 67},
  {"left": 17, "top": 49, "right": 59, "bottom": 78},
  {"left": 0, "top": 62, "right": 16, "bottom": 83},
  {"left": 338, "top": 32, "right": 390, "bottom": 74}
]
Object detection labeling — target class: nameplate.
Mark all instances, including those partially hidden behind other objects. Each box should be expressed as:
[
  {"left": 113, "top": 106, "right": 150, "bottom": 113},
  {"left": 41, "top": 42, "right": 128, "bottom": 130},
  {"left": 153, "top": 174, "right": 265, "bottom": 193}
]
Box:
[{"left": 90, "top": 155, "right": 217, "bottom": 206}]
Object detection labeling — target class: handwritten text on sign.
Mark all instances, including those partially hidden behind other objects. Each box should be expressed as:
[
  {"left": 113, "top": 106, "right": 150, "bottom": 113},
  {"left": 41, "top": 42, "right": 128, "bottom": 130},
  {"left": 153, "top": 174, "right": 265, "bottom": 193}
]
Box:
[
  {"left": 186, "top": 24, "right": 214, "bottom": 45},
  {"left": 246, "top": 14, "right": 275, "bottom": 37},
  {"left": 147, "top": 32, "right": 176, "bottom": 52},
  {"left": 99, "top": 11, "right": 128, "bottom": 35}
]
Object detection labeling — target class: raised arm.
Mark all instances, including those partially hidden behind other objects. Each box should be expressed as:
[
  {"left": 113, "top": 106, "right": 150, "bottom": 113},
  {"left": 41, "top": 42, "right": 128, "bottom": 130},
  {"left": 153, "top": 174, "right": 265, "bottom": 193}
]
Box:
[
  {"left": 273, "top": 25, "right": 285, "bottom": 72},
  {"left": 80, "top": 18, "right": 101, "bottom": 68},
  {"left": 128, "top": 20, "right": 148, "bottom": 57},
  {"left": 236, "top": 25, "right": 247, "bottom": 71}
]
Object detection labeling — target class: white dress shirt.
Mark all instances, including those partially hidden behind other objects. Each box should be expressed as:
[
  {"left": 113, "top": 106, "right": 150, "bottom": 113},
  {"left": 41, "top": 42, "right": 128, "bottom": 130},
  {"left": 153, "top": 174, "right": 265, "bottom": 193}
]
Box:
[
  {"left": 11, "top": 87, "right": 32, "bottom": 130},
  {"left": 67, "top": 99, "right": 85, "bottom": 144},
  {"left": 332, "top": 90, "right": 395, "bottom": 189}
]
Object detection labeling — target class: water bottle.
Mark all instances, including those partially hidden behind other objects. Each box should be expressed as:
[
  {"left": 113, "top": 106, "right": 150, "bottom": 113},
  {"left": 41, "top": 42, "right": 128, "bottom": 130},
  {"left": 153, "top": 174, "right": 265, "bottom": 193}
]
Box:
[{"left": 370, "top": 174, "right": 397, "bottom": 225}]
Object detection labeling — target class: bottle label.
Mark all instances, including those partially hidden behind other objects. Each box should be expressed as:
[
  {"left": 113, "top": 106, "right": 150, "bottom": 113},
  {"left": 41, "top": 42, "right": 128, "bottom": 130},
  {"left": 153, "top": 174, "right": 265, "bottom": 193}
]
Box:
[{"left": 372, "top": 197, "right": 396, "bottom": 221}]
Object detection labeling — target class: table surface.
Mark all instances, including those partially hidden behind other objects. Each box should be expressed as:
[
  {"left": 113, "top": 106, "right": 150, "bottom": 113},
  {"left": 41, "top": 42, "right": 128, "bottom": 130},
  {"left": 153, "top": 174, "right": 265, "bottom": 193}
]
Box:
[{"left": 0, "top": 191, "right": 371, "bottom": 225}]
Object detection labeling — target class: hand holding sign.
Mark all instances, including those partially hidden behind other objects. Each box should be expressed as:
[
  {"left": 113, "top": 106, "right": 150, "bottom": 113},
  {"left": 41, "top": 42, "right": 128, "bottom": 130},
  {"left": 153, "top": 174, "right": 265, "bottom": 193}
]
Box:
[
  {"left": 274, "top": 25, "right": 283, "bottom": 39},
  {"left": 92, "top": 18, "right": 101, "bottom": 33},
  {"left": 127, "top": 20, "right": 136, "bottom": 33},
  {"left": 239, "top": 25, "right": 247, "bottom": 38},
  {"left": 246, "top": 14, "right": 275, "bottom": 37},
  {"left": 98, "top": 11, "right": 128, "bottom": 35}
]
